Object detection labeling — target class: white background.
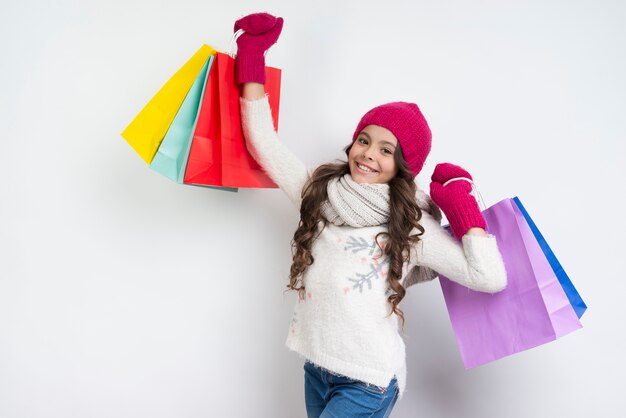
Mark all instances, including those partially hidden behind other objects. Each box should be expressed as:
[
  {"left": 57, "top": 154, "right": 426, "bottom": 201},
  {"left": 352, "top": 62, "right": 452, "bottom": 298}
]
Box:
[{"left": 1, "top": 0, "right": 624, "bottom": 417}]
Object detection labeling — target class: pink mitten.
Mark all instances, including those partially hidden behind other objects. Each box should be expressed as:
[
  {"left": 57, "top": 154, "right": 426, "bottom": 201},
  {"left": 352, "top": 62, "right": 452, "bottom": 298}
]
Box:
[
  {"left": 233, "top": 12, "right": 284, "bottom": 84},
  {"left": 429, "top": 162, "right": 486, "bottom": 240}
]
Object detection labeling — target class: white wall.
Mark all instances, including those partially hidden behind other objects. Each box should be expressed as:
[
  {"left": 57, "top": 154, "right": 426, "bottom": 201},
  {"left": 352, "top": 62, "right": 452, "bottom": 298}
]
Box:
[{"left": 1, "top": 0, "right": 624, "bottom": 417}]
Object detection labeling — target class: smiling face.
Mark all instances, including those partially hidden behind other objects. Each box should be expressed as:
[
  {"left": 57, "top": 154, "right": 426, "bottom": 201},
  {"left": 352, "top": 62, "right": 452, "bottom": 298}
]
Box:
[{"left": 348, "top": 124, "right": 400, "bottom": 184}]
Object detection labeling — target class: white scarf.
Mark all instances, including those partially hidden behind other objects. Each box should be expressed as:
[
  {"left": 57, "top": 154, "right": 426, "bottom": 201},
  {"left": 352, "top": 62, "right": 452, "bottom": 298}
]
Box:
[
  {"left": 321, "top": 174, "right": 390, "bottom": 227},
  {"left": 320, "top": 174, "right": 442, "bottom": 287}
]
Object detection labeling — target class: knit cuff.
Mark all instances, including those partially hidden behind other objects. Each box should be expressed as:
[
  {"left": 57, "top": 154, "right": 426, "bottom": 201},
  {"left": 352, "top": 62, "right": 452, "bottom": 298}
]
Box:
[
  {"left": 235, "top": 52, "right": 266, "bottom": 84},
  {"left": 444, "top": 198, "right": 487, "bottom": 240}
]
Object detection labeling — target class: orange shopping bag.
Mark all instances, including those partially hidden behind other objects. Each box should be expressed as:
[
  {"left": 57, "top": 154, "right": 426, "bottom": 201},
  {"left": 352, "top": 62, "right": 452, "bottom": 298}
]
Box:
[{"left": 184, "top": 52, "right": 281, "bottom": 188}]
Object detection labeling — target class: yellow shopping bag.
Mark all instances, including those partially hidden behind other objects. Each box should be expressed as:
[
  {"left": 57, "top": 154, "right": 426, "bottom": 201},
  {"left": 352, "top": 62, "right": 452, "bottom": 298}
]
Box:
[{"left": 121, "top": 44, "right": 216, "bottom": 164}]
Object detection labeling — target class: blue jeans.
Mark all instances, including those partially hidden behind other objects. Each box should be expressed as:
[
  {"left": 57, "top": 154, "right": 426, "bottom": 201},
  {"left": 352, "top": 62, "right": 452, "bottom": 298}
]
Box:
[{"left": 303, "top": 360, "right": 399, "bottom": 418}]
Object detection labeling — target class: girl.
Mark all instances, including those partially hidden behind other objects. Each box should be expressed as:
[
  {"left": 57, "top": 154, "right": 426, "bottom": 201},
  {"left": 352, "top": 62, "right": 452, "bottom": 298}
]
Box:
[{"left": 233, "top": 12, "right": 507, "bottom": 418}]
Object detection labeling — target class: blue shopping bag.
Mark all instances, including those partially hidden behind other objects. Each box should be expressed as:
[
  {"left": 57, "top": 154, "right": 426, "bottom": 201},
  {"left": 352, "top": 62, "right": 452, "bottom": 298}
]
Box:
[{"left": 512, "top": 197, "right": 587, "bottom": 318}]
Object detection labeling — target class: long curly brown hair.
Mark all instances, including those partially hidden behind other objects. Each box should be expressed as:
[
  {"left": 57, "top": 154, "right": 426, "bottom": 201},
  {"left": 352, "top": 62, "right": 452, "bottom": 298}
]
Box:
[{"left": 285, "top": 143, "right": 426, "bottom": 331}]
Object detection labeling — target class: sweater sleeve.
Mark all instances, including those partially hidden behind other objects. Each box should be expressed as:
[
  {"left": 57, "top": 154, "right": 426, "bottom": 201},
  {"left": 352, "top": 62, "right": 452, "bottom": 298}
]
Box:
[
  {"left": 408, "top": 210, "right": 508, "bottom": 293},
  {"left": 240, "top": 96, "right": 311, "bottom": 210}
]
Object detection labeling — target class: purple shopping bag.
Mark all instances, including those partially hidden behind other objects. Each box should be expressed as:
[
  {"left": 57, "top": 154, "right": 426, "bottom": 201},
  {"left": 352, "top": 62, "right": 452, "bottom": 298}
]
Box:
[{"left": 439, "top": 197, "right": 582, "bottom": 369}]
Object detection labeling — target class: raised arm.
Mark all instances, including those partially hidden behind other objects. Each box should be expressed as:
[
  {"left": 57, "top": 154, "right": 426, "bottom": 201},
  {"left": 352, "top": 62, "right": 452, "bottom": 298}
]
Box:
[
  {"left": 240, "top": 92, "right": 309, "bottom": 209},
  {"left": 234, "top": 13, "right": 309, "bottom": 209}
]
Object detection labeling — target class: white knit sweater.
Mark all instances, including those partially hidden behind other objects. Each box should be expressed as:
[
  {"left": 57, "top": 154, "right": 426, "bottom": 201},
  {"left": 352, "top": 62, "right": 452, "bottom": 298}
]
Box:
[{"left": 240, "top": 96, "right": 507, "bottom": 400}]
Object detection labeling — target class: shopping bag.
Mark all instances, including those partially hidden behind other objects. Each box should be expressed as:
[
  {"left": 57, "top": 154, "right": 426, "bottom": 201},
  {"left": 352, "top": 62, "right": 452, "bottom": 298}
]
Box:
[
  {"left": 216, "top": 52, "right": 281, "bottom": 188},
  {"left": 121, "top": 44, "right": 216, "bottom": 164},
  {"left": 439, "top": 197, "right": 582, "bottom": 369},
  {"left": 182, "top": 51, "right": 224, "bottom": 187},
  {"left": 184, "top": 52, "right": 281, "bottom": 188},
  {"left": 512, "top": 197, "right": 587, "bottom": 318},
  {"left": 149, "top": 55, "right": 212, "bottom": 182}
]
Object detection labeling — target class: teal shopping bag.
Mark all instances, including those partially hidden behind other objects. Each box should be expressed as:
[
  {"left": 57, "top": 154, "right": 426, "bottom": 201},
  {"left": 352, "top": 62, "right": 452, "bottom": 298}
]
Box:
[
  {"left": 150, "top": 55, "right": 236, "bottom": 192},
  {"left": 150, "top": 56, "right": 212, "bottom": 182}
]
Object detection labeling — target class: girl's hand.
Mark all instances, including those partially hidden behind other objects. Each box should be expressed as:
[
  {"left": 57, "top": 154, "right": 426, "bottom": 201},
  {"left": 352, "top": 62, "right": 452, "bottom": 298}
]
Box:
[
  {"left": 429, "top": 163, "right": 487, "bottom": 240},
  {"left": 233, "top": 12, "right": 284, "bottom": 85}
]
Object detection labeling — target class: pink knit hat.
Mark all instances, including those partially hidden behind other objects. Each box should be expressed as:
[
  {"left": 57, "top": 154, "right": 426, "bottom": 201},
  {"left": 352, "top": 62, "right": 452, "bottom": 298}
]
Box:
[{"left": 352, "top": 102, "right": 432, "bottom": 176}]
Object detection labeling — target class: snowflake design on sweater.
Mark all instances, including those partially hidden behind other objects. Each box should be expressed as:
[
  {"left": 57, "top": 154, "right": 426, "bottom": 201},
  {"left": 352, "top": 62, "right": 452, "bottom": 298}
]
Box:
[
  {"left": 344, "top": 235, "right": 391, "bottom": 294},
  {"left": 347, "top": 260, "right": 389, "bottom": 292},
  {"left": 343, "top": 236, "right": 380, "bottom": 256}
]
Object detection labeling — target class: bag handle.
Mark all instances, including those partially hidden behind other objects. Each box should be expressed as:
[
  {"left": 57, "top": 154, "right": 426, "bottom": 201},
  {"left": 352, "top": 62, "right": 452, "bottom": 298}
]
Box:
[
  {"left": 442, "top": 177, "right": 487, "bottom": 211},
  {"left": 228, "top": 29, "right": 274, "bottom": 60},
  {"left": 228, "top": 29, "right": 245, "bottom": 59}
]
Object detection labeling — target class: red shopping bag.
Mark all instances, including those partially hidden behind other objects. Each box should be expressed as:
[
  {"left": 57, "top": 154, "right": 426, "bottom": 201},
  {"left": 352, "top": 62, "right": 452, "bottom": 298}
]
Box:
[
  {"left": 183, "top": 54, "right": 223, "bottom": 186},
  {"left": 183, "top": 52, "right": 281, "bottom": 188},
  {"left": 216, "top": 52, "right": 281, "bottom": 188}
]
